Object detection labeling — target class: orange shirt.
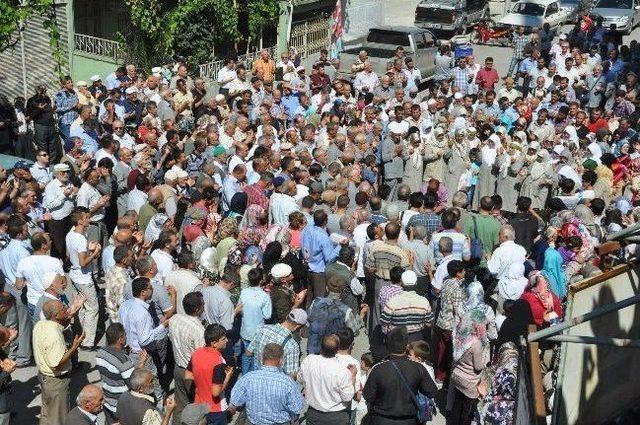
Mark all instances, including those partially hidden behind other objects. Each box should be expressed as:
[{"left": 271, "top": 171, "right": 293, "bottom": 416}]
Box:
[{"left": 253, "top": 59, "right": 276, "bottom": 83}]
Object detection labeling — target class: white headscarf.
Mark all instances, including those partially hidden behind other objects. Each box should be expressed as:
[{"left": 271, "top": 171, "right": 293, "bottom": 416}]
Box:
[{"left": 499, "top": 262, "right": 529, "bottom": 300}]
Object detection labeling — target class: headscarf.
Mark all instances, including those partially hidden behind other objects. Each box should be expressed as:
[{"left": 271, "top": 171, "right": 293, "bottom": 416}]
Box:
[
  {"left": 475, "top": 342, "right": 519, "bottom": 424},
  {"left": 238, "top": 205, "right": 268, "bottom": 249},
  {"left": 495, "top": 299, "right": 533, "bottom": 348},
  {"left": 562, "top": 125, "right": 579, "bottom": 148},
  {"left": 228, "top": 192, "right": 248, "bottom": 216},
  {"left": 528, "top": 271, "right": 554, "bottom": 312},
  {"left": 452, "top": 280, "right": 491, "bottom": 364},
  {"left": 145, "top": 213, "right": 169, "bottom": 244},
  {"left": 530, "top": 149, "right": 550, "bottom": 180},
  {"left": 211, "top": 217, "right": 238, "bottom": 247},
  {"left": 543, "top": 247, "right": 566, "bottom": 299}
]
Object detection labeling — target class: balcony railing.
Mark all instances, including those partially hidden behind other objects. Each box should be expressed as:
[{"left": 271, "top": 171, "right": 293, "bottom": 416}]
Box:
[
  {"left": 199, "top": 46, "right": 276, "bottom": 80},
  {"left": 74, "top": 33, "right": 121, "bottom": 63}
]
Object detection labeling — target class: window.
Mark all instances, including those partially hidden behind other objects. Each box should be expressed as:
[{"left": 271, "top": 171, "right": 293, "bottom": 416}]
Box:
[
  {"left": 367, "top": 30, "right": 411, "bottom": 46},
  {"left": 414, "top": 34, "right": 427, "bottom": 49},
  {"left": 546, "top": 2, "right": 559, "bottom": 15}
]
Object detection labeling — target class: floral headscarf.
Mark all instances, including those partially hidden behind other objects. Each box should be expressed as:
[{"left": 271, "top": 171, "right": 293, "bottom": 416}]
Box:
[
  {"left": 453, "top": 280, "right": 491, "bottom": 364},
  {"left": 211, "top": 217, "right": 238, "bottom": 247},
  {"left": 528, "top": 271, "right": 554, "bottom": 312},
  {"left": 145, "top": 213, "right": 169, "bottom": 244},
  {"left": 475, "top": 342, "right": 519, "bottom": 424}
]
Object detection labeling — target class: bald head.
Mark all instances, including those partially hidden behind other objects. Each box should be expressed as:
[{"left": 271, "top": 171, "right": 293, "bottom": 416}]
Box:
[
  {"left": 42, "top": 300, "right": 65, "bottom": 320},
  {"left": 148, "top": 188, "right": 163, "bottom": 207},
  {"left": 320, "top": 334, "right": 340, "bottom": 357},
  {"left": 76, "top": 384, "right": 104, "bottom": 414},
  {"left": 114, "top": 229, "right": 133, "bottom": 246}
]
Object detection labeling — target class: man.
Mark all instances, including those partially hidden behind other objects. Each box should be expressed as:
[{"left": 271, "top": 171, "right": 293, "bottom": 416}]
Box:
[
  {"left": 298, "top": 334, "right": 356, "bottom": 425},
  {"left": 54, "top": 75, "right": 80, "bottom": 146},
  {"left": 202, "top": 270, "right": 241, "bottom": 330},
  {"left": 353, "top": 61, "right": 379, "bottom": 94},
  {"left": 508, "top": 26, "right": 531, "bottom": 76},
  {"left": 509, "top": 196, "right": 542, "bottom": 254},
  {"left": 230, "top": 343, "right": 304, "bottom": 425},
  {"left": 33, "top": 300, "right": 84, "bottom": 425},
  {"left": 138, "top": 187, "right": 163, "bottom": 233},
  {"left": 165, "top": 252, "right": 204, "bottom": 315},
  {"left": 462, "top": 196, "right": 501, "bottom": 266},
  {"left": 379, "top": 270, "right": 433, "bottom": 341},
  {"left": 475, "top": 57, "right": 499, "bottom": 91},
  {"left": 363, "top": 327, "right": 437, "bottom": 421},
  {"left": 26, "top": 85, "right": 59, "bottom": 161},
  {"left": 150, "top": 230, "right": 179, "bottom": 280},
  {"left": 185, "top": 324, "right": 234, "bottom": 425},
  {"left": 302, "top": 209, "right": 342, "bottom": 302},
  {"left": 487, "top": 224, "right": 528, "bottom": 282},
  {"left": 65, "top": 384, "right": 104, "bottom": 425},
  {"left": 15, "top": 232, "right": 64, "bottom": 321},
  {"left": 222, "top": 164, "right": 246, "bottom": 213},
  {"left": 168, "top": 292, "right": 206, "bottom": 421},
  {"left": 44, "top": 163, "right": 77, "bottom": 259},
  {"left": 104, "top": 244, "right": 134, "bottom": 324},
  {"left": 34, "top": 272, "right": 85, "bottom": 323},
  {"left": 252, "top": 49, "right": 276, "bottom": 84},
  {"left": 246, "top": 309, "right": 307, "bottom": 377},
  {"left": 76, "top": 168, "right": 110, "bottom": 254},
  {"left": 116, "top": 368, "right": 176, "bottom": 425},
  {"left": 119, "top": 277, "right": 170, "bottom": 402},
  {"left": 66, "top": 207, "right": 101, "bottom": 350},
  {"left": 96, "top": 323, "right": 147, "bottom": 425},
  {"left": 429, "top": 209, "right": 471, "bottom": 265},
  {"left": 30, "top": 150, "right": 52, "bottom": 189},
  {"left": 381, "top": 126, "right": 408, "bottom": 196},
  {"left": 269, "top": 180, "right": 298, "bottom": 226},
  {"left": 0, "top": 215, "right": 32, "bottom": 366},
  {"left": 365, "top": 222, "right": 412, "bottom": 330}
]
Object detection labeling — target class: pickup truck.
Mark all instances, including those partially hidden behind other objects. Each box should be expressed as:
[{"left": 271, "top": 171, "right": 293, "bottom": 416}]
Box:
[
  {"left": 498, "top": 0, "right": 574, "bottom": 31},
  {"left": 593, "top": 0, "right": 640, "bottom": 34},
  {"left": 337, "top": 26, "right": 438, "bottom": 83},
  {"left": 415, "top": 0, "right": 491, "bottom": 34}
]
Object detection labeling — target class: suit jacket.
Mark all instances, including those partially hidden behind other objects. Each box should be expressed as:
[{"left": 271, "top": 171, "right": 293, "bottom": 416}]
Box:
[{"left": 65, "top": 407, "right": 96, "bottom": 425}]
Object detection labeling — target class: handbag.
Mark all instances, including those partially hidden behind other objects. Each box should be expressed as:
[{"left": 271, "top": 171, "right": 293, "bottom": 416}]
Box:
[
  {"left": 389, "top": 360, "right": 436, "bottom": 424},
  {"left": 469, "top": 215, "right": 484, "bottom": 261}
]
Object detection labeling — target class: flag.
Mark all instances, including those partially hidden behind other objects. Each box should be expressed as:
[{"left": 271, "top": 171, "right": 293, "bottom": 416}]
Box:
[{"left": 329, "top": 0, "right": 344, "bottom": 59}]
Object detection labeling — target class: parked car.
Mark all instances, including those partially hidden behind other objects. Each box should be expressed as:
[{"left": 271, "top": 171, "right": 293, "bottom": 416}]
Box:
[
  {"left": 593, "top": 0, "right": 640, "bottom": 34},
  {"left": 498, "top": 0, "right": 574, "bottom": 31},
  {"left": 414, "top": 0, "right": 491, "bottom": 34},
  {"left": 337, "top": 26, "right": 438, "bottom": 83}
]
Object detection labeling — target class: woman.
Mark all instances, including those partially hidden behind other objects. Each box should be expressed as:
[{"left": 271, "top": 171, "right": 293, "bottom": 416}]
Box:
[
  {"left": 474, "top": 342, "right": 519, "bottom": 425},
  {"left": 449, "top": 281, "right": 496, "bottom": 425},
  {"left": 497, "top": 262, "right": 529, "bottom": 310},
  {"left": 212, "top": 217, "right": 239, "bottom": 276},
  {"left": 227, "top": 192, "right": 248, "bottom": 223},
  {"left": 495, "top": 299, "right": 533, "bottom": 348},
  {"left": 238, "top": 204, "right": 268, "bottom": 250},
  {"left": 472, "top": 134, "right": 499, "bottom": 211},
  {"left": 520, "top": 272, "right": 563, "bottom": 328},
  {"left": 495, "top": 139, "right": 524, "bottom": 214},
  {"left": 145, "top": 213, "right": 171, "bottom": 244},
  {"left": 542, "top": 226, "right": 566, "bottom": 299},
  {"left": 287, "top": 211, "right": 306, "bottom": 251}
]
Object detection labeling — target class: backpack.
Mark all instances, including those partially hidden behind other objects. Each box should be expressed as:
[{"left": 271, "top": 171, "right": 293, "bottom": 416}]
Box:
[
  {"left": 469, "top": 215, "right": 484, "bottom": 261},
  {"left": 307, "top": 297, "right": 348, "bottom": 354}
]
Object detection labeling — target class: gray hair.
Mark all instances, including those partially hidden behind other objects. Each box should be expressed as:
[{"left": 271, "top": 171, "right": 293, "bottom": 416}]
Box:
[
  {"left": 412, "top": 225, "right": 427, "bottom": 240},
  {"left": 262, "top": 343, "right": 284, "bottom": 362},
  {"left": 397, "top": 185, "right": 411, "bottom": 201},
  {"left": 129, "top": 368, "right": 153, "bottom": 392},
  {"left": 452, "top": 191, "right": 468, "bottom": 208},
  {"left": 438, "top": 236, "right": 453, "bottom": 255},
  {"left": 135, "top": 255, "right": 155, "bottom": 276},
  {"left": 76, "top": 384, "right": 102, "bottom": 406},
  {"left": 500, "top": 224, "right": 516, "bottom": 241}
]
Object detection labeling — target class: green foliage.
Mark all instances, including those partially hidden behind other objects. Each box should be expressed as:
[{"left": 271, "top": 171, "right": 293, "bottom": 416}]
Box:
[
  {"left": 119, "top": 0, "right": 169, "bottom": 74},
  {"left": 246, "top": 0, "right": 279, "bottom": 40},
  {"left": 0, "top": 0, "right": 66, "bottom": 79}
]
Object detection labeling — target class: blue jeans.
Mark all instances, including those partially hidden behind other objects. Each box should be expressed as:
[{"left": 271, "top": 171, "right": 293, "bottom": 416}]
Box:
[
  {"left": 58, "top": 123, "right": 71, "bottom": 150},
  {"left": 240, "top": 338, "right": 254, "bottom": 375}
]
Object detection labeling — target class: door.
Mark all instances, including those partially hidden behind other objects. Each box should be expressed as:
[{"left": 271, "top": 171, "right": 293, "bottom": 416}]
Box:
[{"left": 414, "top": 32, "right": 438, "bottom": 78}]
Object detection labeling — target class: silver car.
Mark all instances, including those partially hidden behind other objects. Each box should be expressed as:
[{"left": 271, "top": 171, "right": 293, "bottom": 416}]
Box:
[{"left": 594, "top": 0, "right": 640, "bottom": 34}]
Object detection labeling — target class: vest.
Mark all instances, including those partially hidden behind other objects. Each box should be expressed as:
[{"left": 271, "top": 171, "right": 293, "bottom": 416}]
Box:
[
  {"left": 117, "top": 392, "right": 156, "bottom": 425},
  {"left": 307, "top": 297, "right": 349, "bottom": 355},
  {"left": 65, "top": 407, "right": 96, "bottom": 425}
]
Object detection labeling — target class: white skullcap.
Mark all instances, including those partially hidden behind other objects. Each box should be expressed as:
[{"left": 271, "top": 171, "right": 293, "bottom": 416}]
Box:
[{"left": 271, "top": 263, "right": 292, "bottom": 279}]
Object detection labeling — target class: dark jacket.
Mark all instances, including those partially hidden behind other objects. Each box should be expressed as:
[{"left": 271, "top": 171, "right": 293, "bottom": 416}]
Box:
[
  {"left": 65, "top": 407, "right": 96, "bottom": 425},
  {"left": 363, "top": 356, "right": 438, "bottom": 420}
]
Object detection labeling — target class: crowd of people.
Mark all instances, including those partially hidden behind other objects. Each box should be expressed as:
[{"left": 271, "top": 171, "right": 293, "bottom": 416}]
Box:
[{"left": 0, "top": 12, "right": 637, "bottom": 425}]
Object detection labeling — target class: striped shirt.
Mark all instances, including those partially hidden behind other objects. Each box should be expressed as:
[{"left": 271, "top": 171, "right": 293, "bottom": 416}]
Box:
[
  {"left": 380, "top": 291, "right": 433, "bottom": 334},
  {"left": 96, "top": 346, "right": 135, "bottom": 413},
  {"left": 365, "top": 242, "right": 412, "bottom": 281},
  {"left": 378, "top": 283, "right": 403, "bottom": 312},
  {"left": 229, "top": 366, "right": 305, "bottom": 425},
  {"left": 248, "top": 324, "right": 300, "bottom": 375},
  {"left": 436, "top": 278, "right": 466, "bottom": 331},
  {"left": 54, "top": 89, "right": 79, "bottom": 125},
  {"left": 168, "top": 314, "right": 205, "bottom": 368}
]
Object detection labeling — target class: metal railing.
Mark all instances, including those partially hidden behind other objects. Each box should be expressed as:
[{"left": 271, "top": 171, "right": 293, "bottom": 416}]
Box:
[
  {"left": 199, "top": 46, "right": 277, "bottom": 80},
  {"left": 74, "top": 33, "right": 121, "bottom": 63},
  {"left": 289, "top": 17, "right": 331, "bottom": 59}
]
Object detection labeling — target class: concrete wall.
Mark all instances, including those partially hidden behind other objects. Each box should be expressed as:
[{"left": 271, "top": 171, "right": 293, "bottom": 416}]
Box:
[{"left": 72, "top": 54, "right": 117, "bottom": 82}]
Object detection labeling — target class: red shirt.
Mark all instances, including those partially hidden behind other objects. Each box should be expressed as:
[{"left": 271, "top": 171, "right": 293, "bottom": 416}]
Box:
[
  {"left": 188, "top": 347, "right": 227, "bottom": 412},
  {"left": 586, "top": 118, "right": 609, "bottom": 134},
  {"left": 476, "top": 68, "right": 500, "bottom": 90},
  {"left": 520, "top": 291, "right": 563, "bottom": 327}
]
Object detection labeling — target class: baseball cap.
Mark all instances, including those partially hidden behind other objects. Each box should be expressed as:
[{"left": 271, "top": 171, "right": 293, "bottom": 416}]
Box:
[
  {"left": 13, "top": 160, "right": 30, "bottom": 171},
  {"left": 287, "top": 308, "right": 308, "bottom": 326}
]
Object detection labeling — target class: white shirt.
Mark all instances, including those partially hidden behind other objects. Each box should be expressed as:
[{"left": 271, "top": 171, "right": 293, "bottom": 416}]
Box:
[
  {"left": 336, "top": 353, "right": 361, "bottom": 410},
  {"left": 433, "top": 254, "right": 455, "bottom": 292},
  {"left": 387, "top": 120, "right": 409, "bottom": 135},
  {"left": 228, "top": 155, "right": 244, "bottom": 174},
  {"left": 127, "top": 188, "right": 148, "bottom": 213},
  {"left": 298, "top": 354, "right": 355, "bottom": 412},
  {"left": 30, "top": 163, "right": 52, "bottom": 186},
  {"left": 16, "top": 254, "right": 64, "bottom": 305},
  {"left": 487, "top": 240, "right": 527, "bottom": 282},
  {"left": 165, "top": 268, "right": 203, "bottom": 315},
  {"left": 151, "top": 249, "right": 175, "bottom": 280},
  {"left": 269, "top": 192, "right": 298, "bottom": 226},
  {"left": 353, "top": 71, "right": 379, "bottom": 93},
  {"left": 94, "top": 149, "right": 117, "bottom": 166},
  {"left": 217, "top": 67, "right": 237, "bottom": 89},
  {"left": 66, "top": 229, "right": 93, "bottom": 285},
  {"left": 113, "top": 132, "right": 136, "bottom": 150},
  {"left": 353, "top": 223, "right": 369, "bottom": 278},
  {"left": 76, "top": 182, "right": 105, "bottom": 222},
  {"left": 43, "top": 178, "right": 75, "bottom": 220}
]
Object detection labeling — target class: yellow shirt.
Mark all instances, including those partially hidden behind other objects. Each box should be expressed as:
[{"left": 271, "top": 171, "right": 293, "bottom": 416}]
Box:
[
  {"left": 33, "top": 320, "right": 70, "bottom": 377},
  {"left": 253, "top": 59, "right": 276, "bottom": 83}
]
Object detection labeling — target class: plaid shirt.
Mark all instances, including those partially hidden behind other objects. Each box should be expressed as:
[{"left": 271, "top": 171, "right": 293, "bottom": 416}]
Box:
[
  {"left": 436, "top": 278, "right": 466, "bottom": 331},
  {"left": 54, "top": 89, "right": 79, "bottom": 125},
  {"left": 248, "top": 324, "right": 300, "bottom": 375},
  {"left": 512, "top": 34, "right": 531, "bottom": 60},
  {"left": 378, "top": 283, "right": 403, "bottom": 312},
  {"left": 407, "top": 212, "right": 441, "bottom": 236},
  {"left": 452, "top": 66, "right": 472, "bottom": 94}
]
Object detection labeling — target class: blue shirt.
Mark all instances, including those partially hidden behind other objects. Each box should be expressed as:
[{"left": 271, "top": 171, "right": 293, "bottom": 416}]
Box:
[
  {"left": 70, "top": 125, "right": 100, "bottom": 154},
  {"left": 118, "top": 297, "right": 168, "bottom": 353},
  {"left": 230, "top": 366, "right": 305, "bottom": 425},
  {"left": 54, "top": 90, "right": 79, "bottom": 125},
  {"left": 0, "top": 239, "right": 30, "bottom": 289},
  {"left": 239, "top": 287, "right": 272, "bottom": 341},
  {"left": 519, "top": 57, "right": 537, "bottom": 75},
  {"left": 281, "top": 94, "right": 300, "bottom": 121},
  {"left": 301, "top": 225, "right": 340, "bottom": 273}
]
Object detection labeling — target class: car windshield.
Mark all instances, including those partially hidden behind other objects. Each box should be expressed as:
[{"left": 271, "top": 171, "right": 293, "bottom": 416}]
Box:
[
  {"left": 512, "top": 2, "right": 546, "bottom": 14},
  {"left": 596, "top": 0, "right": 632, "bottom": 8},
  {"left": 367, "top": 31, "right": 410, "bottom": 46}
]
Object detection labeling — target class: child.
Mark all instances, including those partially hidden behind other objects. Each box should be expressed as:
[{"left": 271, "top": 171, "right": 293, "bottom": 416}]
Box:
[
  {"left": 408, "top": 340, "right": 437, "bottom": 386},
  {"left": 355, "top": 352, "right": 373, "bottom": 425}
]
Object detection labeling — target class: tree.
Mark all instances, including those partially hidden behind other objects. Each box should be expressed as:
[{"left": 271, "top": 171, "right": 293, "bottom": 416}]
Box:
[{"left": 119, "top": 0, "right": 169, "bottom": 73}]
